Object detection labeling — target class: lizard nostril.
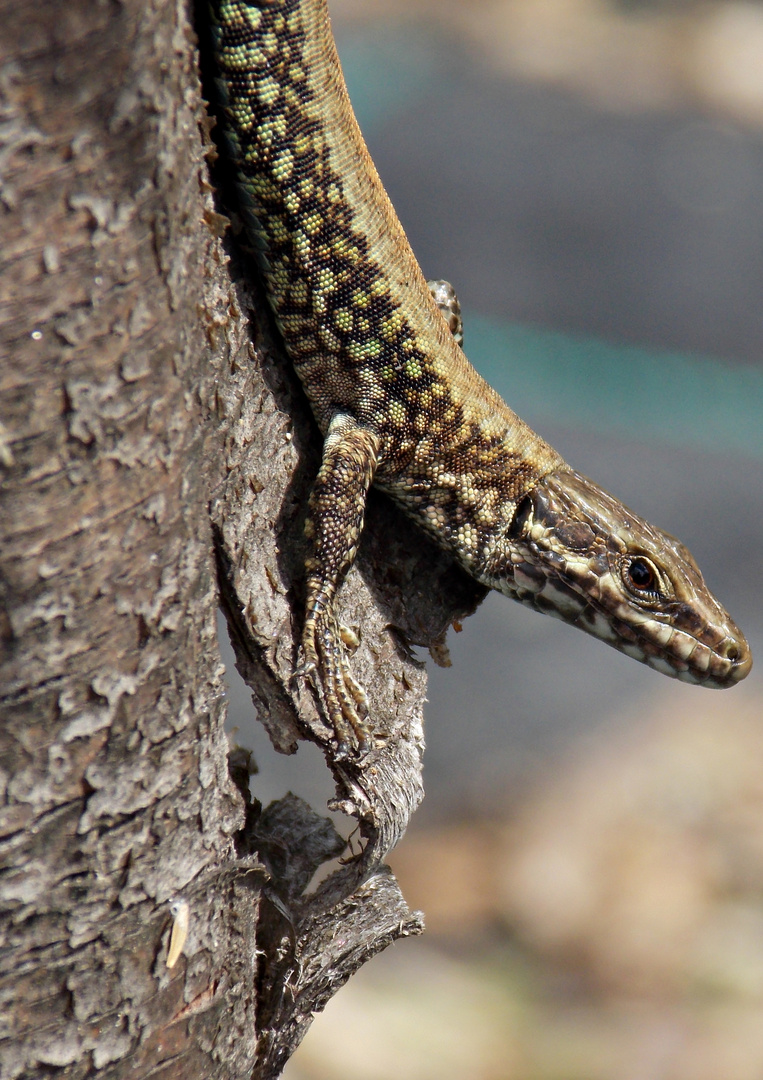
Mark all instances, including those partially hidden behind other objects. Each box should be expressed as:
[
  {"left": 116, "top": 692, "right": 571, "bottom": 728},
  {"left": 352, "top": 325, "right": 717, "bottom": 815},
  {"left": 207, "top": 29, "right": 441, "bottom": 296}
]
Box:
[{"left": 724, "top": 642, "right": 741, "bottom": 663}]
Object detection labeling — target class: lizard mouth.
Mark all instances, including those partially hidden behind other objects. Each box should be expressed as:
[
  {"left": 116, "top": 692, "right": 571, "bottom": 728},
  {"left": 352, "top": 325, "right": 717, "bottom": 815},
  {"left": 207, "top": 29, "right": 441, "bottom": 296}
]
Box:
[
  {"left": 508, "top": 565, "right": 752, "bottom": 689},
  {"left": 570, "top": 590, "right": 752, "bottom": 689}
]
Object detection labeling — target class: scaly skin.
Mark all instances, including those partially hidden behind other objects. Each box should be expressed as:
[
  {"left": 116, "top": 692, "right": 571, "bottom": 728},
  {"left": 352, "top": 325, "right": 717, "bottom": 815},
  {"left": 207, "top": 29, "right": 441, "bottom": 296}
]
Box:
[{"left": 210, "top": 0, "right": 751, "bottom": 753}]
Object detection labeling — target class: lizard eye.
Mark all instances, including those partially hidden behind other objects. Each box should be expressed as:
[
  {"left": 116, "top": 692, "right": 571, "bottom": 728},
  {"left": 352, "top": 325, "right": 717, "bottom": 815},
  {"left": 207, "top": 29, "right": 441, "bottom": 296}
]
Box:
[{"left": 624, "top": 556, "right": 657, "bottom": 593}]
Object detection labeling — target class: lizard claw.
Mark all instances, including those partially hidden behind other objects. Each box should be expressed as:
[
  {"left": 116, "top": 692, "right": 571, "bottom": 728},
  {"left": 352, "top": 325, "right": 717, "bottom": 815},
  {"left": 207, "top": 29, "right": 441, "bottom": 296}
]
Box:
[
  {"left": 293, "top": 657, "right": 317, "bottom": 681},
  {"left": 299, "top": 611, "right": 374, "bottom": 758}
]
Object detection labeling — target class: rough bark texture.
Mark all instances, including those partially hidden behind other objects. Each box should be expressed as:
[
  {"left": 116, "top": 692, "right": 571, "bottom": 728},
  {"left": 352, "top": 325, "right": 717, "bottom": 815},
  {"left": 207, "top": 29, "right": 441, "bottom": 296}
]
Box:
[
  {"left": 0, "top": 0, "right": 253, "bottom": 1073},
  {"left": 0, "top": 0, "right": 485, "bottom": 1076}
]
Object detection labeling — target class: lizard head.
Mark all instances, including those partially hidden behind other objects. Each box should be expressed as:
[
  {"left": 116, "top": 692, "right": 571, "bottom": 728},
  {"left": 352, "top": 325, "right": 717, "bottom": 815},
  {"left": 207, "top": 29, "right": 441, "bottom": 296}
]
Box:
[{"left": 487, "top": 468, "right": 751, "bottom": 688}]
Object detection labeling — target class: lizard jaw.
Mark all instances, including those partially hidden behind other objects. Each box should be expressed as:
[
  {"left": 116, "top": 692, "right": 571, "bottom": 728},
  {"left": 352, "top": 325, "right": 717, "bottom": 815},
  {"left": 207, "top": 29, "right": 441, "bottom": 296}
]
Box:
[{"left": 485, "top": 469, "right": 752, "bottom": 689}]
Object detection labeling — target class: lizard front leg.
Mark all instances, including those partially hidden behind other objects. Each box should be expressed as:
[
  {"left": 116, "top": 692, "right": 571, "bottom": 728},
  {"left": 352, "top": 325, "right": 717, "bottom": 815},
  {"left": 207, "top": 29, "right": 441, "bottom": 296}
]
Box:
[
  {"left": 427, "top": 279, "right": 464, "bottom": 348},
  {"left": 300, "top": 412, "right": 382, "bottom": 756}
]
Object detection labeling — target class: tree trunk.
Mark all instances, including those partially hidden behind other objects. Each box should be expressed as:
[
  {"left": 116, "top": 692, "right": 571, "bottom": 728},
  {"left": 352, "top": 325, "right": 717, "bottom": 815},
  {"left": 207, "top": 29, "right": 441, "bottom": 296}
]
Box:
[{"left": 0, "top": 0, "right": 484, "bottom": 1076}]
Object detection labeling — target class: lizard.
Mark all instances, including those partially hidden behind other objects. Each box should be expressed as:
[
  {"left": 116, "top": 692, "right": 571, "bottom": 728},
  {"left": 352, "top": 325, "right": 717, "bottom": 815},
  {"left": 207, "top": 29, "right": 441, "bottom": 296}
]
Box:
[{"left": 208, "top": 0, "right": 752, "bottom": 756}]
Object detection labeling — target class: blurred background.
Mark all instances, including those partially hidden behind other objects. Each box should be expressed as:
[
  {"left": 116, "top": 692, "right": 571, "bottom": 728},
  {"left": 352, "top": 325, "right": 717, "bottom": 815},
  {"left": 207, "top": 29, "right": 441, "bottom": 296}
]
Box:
[{"left": 221, "top": 1, "right": 763, "bottom": 1076}]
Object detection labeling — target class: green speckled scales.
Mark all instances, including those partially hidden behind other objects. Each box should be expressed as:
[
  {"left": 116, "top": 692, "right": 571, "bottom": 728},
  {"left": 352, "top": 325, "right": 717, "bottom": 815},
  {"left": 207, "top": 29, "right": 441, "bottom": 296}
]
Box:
[
  {"left": 212, "top": 0, "right": 564, "bottom": 571},
  {"left": 211, "top": 0, "right": 751, "bottom": 749}
]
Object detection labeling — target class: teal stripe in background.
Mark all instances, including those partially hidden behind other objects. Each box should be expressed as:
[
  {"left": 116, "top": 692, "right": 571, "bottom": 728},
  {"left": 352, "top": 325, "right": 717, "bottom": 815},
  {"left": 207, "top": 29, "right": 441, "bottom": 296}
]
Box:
[
  {"left": 338, "top": 26, "right": 763, "bottom": 462},
  {"left": 336, "top": 24, "right": 440, "bottom": 130},
  {"left": 468, "top": 316, "right": 763, "bottom": 460}
]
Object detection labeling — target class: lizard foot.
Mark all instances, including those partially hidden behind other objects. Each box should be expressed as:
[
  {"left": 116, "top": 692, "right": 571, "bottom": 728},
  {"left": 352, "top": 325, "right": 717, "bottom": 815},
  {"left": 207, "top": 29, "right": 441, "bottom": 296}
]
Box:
[{"left": 298, "top": 610, "right": 373, "bottom": 758}]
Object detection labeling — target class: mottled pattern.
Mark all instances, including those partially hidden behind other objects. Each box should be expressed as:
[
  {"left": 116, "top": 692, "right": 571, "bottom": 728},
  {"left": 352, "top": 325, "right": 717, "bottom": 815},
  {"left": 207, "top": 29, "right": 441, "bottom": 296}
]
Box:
[
  {"left": 210, "top": 0, "right": 751, "bottom": 751},
  {"left": 211, "top": 0, "right": 561, "bottom": 566}
]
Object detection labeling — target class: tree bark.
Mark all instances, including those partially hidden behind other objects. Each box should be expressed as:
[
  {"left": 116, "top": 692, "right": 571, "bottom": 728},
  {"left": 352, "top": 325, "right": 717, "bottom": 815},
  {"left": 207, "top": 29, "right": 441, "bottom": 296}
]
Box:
[{"left": 0, "top": 0, "right": 484, "bottom": 1076}]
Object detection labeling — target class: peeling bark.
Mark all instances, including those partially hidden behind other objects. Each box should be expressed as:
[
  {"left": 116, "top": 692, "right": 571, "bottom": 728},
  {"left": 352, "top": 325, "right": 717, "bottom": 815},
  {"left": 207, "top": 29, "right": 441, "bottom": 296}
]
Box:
[{"left": 0, "top": 0, "right": 485, "bottom": 1076}]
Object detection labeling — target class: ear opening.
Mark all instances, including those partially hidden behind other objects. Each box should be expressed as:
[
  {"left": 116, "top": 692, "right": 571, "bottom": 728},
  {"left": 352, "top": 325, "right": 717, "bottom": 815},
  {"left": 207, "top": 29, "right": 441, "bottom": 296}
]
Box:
[{"left": 507, "top": 491, "right": 534, "bottom": 540}]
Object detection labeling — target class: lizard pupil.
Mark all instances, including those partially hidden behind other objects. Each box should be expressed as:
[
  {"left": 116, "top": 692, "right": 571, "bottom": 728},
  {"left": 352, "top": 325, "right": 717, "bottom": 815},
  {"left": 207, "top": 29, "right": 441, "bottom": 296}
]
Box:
[{"left": 628, "top": 558, "right": 655, "bottom": 590}]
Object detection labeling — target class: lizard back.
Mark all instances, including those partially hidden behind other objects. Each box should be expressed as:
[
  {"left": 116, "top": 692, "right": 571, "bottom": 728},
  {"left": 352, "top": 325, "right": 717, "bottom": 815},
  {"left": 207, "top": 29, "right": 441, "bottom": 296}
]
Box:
[{"left": 212, "top": 0, "right": 564, "bottom": 570}]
